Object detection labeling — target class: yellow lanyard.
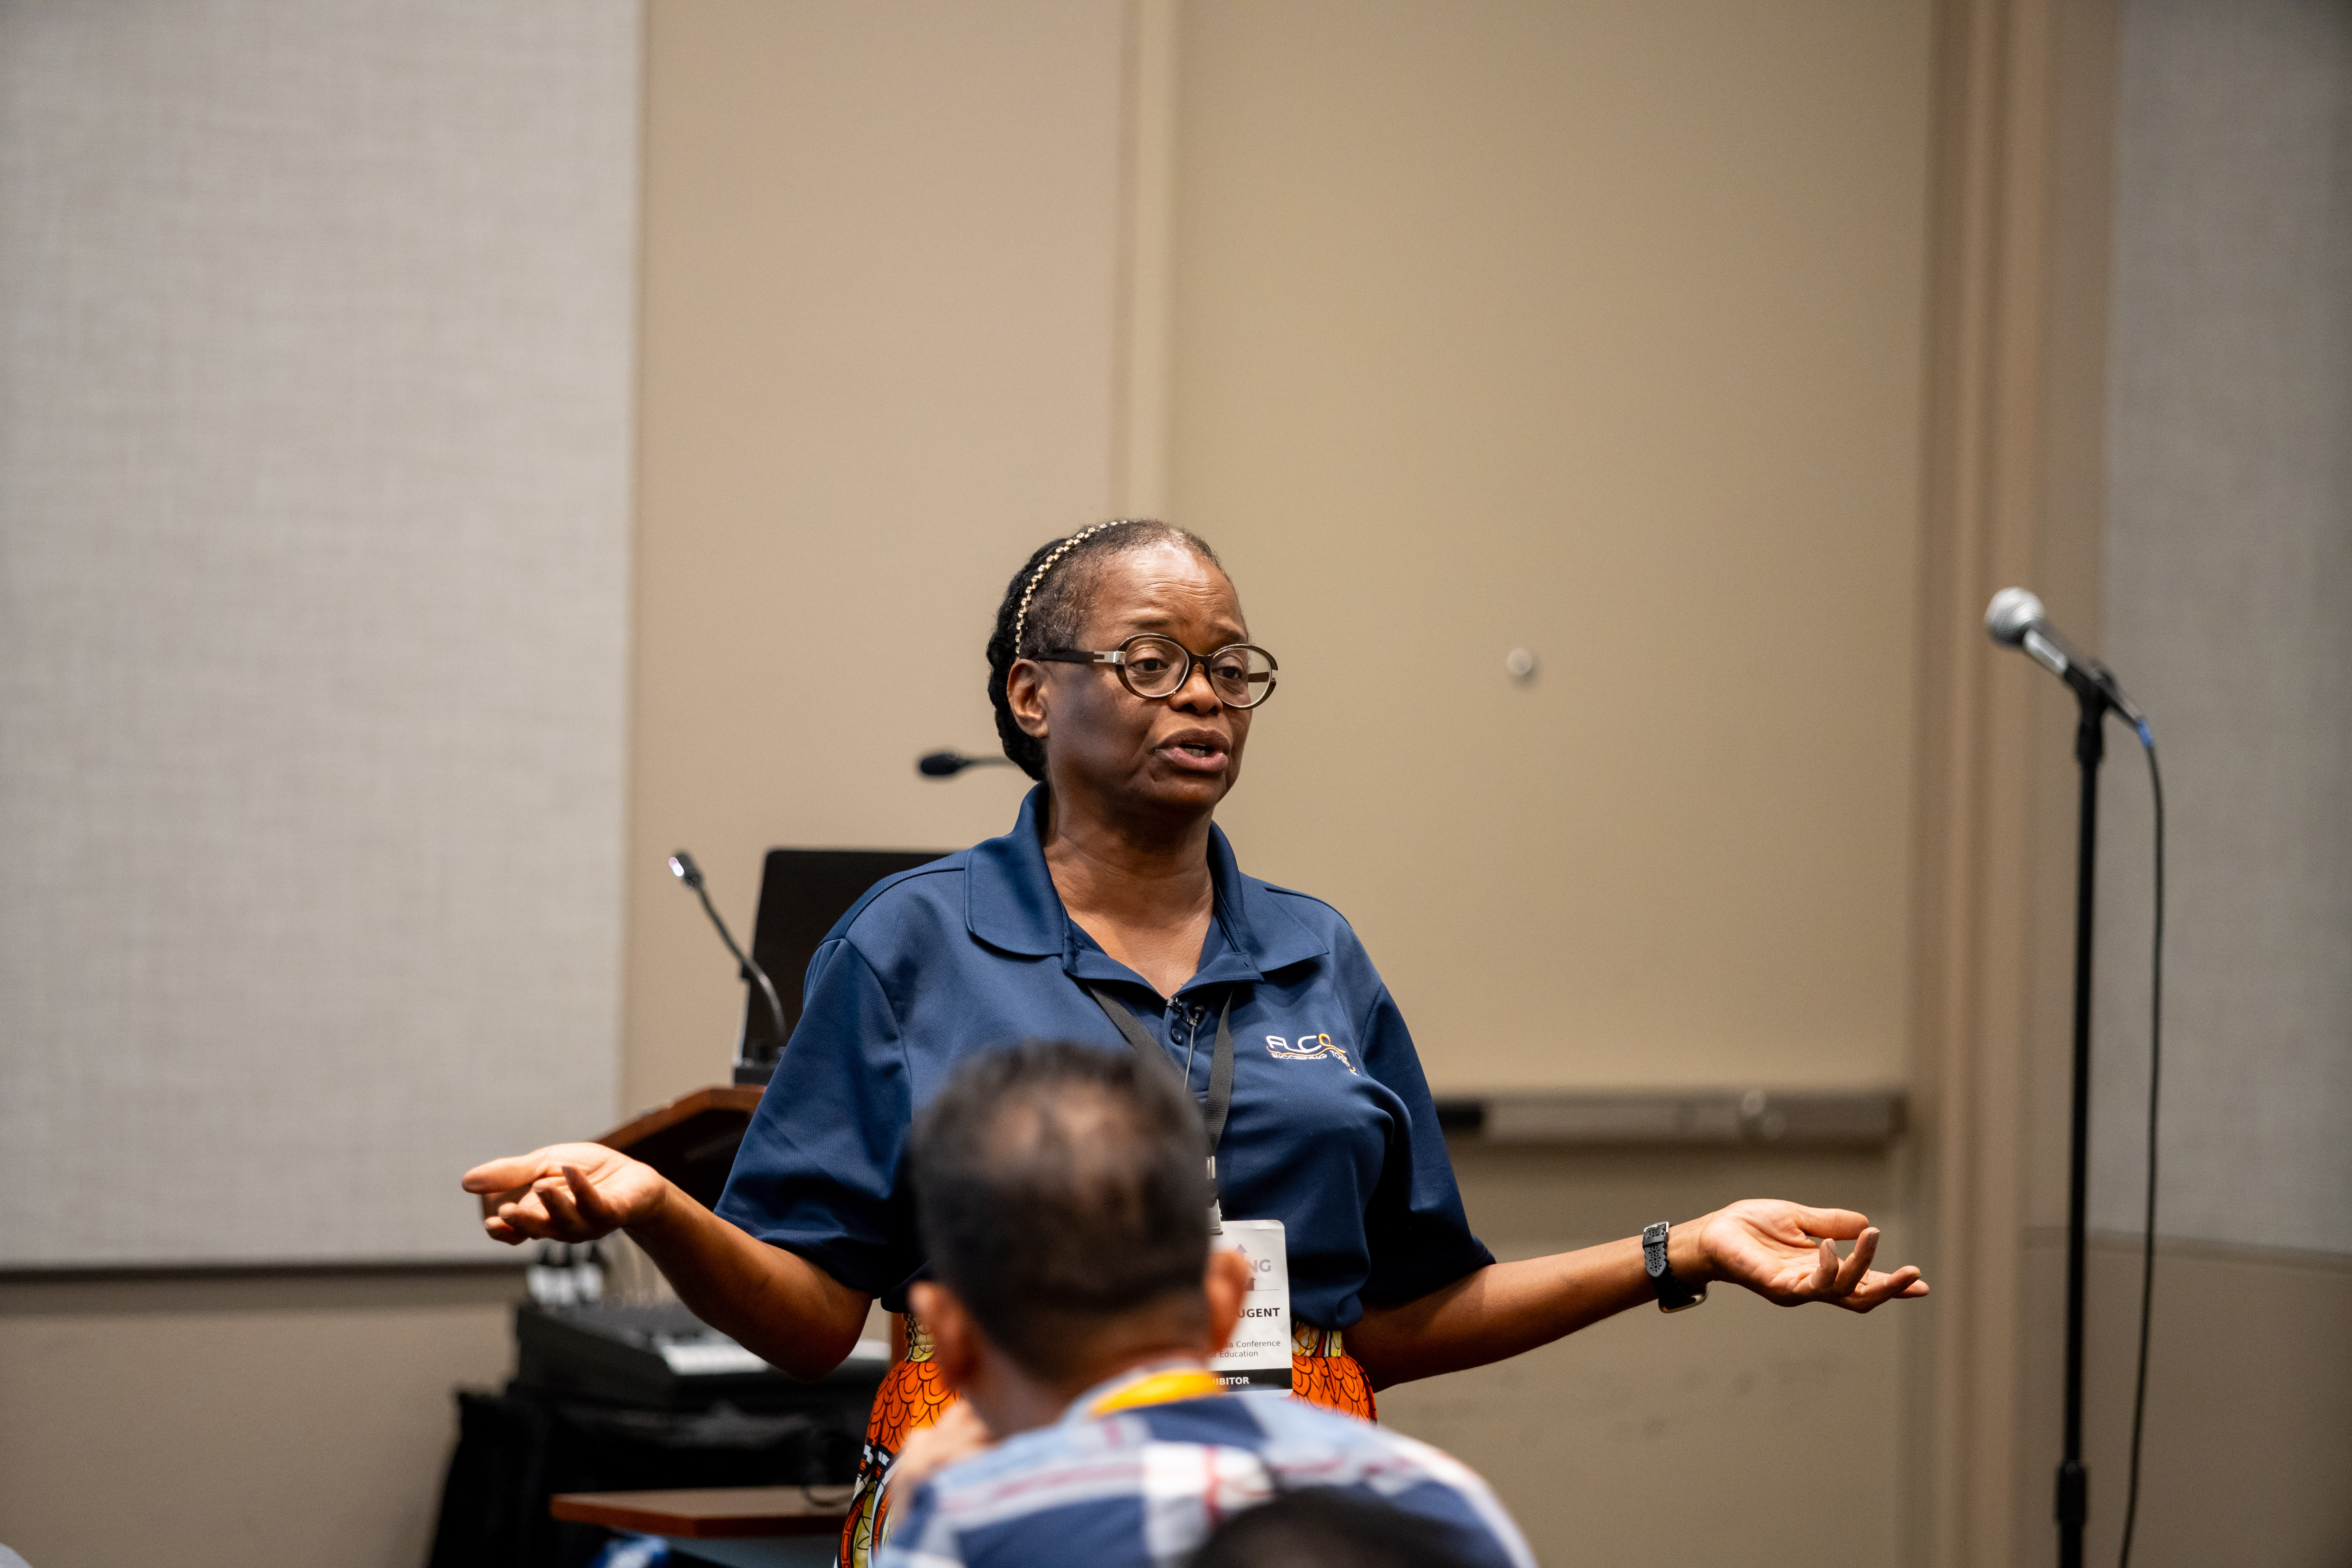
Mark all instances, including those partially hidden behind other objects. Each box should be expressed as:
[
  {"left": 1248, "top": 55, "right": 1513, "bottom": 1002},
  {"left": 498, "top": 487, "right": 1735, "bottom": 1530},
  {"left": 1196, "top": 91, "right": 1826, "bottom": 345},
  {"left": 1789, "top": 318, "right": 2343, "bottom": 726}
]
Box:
[{"left": 1084, "top": 1366, "right": 1227, "bottom": 1418}]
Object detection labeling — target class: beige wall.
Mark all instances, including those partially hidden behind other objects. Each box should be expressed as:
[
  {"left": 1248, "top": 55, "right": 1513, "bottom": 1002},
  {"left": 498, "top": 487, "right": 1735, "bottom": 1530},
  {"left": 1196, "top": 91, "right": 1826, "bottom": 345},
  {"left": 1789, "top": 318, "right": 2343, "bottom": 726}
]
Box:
[
  {"left": 1151, "top": 12, "right": 1938, "bottom": 1551},
  {"left": 1907, "top": 0, "right": 2116, "bottom": 1556},
  {"left": 625, "top": 0, "right": 1941, "bottom": 1109},
  {"left": 0, "top": 1270, "right": 517, "bottom": 1568},
  {"left": 624, "top": 0, "right": 1131, "bottom": 1113},
  {"left": 1170, "top": 0, "right": 1934, "bottom": 1096},
  {"left": 1384, "top": 1143, "right": 1914, "bottom": 1564}
]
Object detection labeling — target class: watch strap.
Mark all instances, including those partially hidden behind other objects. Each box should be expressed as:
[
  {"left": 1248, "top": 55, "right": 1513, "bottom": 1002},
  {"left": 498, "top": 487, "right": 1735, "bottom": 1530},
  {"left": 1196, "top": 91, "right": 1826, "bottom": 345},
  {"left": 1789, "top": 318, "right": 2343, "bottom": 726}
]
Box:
[{"left": 1643, "top": 1220, "right": 1707, "bottom": 1312}]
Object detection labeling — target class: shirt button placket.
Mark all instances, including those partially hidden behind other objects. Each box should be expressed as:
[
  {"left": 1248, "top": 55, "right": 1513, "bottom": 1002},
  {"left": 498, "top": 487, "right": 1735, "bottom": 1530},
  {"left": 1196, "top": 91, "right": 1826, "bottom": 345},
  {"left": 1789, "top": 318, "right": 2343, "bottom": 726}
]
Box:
[{"left": 1169, "top": 1000, "right": 1197, "bottom": 1090}]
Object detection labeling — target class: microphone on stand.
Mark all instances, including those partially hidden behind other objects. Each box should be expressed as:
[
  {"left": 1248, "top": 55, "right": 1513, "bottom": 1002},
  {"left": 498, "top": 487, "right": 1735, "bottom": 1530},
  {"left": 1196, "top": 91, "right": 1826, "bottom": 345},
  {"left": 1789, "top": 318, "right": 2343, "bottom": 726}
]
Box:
[
  {"left": 1983, "top": 586, "right": 2166, "bottom": 1567},
  {"left": 1985, "top": 587, "right": 2150, "bottom": 736},
  {"left": 918, "top": 749, "right": 1016, "bottom": 777},
  {"left": 668, "top": 850, "right": 788, "bottom": 1067}
]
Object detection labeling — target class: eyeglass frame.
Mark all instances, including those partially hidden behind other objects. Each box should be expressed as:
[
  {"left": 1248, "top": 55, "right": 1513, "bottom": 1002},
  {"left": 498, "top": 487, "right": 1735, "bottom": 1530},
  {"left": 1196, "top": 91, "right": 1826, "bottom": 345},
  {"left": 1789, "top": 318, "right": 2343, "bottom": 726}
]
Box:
[{"left": 1029, "top": 633, "right": 1280, "bottom": 709}]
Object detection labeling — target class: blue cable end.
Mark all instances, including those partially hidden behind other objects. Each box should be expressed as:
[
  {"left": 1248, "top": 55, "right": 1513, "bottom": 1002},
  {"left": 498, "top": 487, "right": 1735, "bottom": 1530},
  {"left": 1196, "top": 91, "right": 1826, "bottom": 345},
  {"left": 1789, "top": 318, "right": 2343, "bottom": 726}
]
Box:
[{"left": 2136, "top": 719, "right": 2155, "bottom": 749}]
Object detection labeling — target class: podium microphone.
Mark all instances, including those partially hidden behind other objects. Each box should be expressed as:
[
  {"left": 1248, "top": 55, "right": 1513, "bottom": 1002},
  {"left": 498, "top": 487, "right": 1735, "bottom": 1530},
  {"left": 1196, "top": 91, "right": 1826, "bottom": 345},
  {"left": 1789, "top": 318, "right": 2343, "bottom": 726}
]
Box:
[
  {"left": 918, "top": 749, "right": 1016, "bottom": 777},
  {"left": 1985, "top": 587, "right": 2149, "bottom": 735},
  {"left": 668, "top": 850, "right": 788, "bottom": 1058}
]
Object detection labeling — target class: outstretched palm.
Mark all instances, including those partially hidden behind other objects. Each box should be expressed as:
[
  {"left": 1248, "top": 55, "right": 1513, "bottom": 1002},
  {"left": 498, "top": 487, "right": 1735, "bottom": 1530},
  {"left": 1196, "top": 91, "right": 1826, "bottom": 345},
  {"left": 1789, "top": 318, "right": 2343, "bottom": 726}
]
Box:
[
  {"left": 461, "top": 1142, "right": 668, "bottom": 1245},
  {"left": 1694, "top": 1199, "right": 1928, "bottom": 1312}
]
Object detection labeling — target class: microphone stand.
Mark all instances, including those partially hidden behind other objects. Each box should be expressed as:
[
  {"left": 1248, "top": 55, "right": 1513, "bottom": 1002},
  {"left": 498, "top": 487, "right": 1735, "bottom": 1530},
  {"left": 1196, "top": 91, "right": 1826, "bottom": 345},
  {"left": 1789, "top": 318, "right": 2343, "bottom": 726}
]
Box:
[
  {"left": 668, "top": 851, "right": 788, "bottom": 1082},
  {"left": 2057, "top": 663, "right": 2119, "bottom": 1568}
]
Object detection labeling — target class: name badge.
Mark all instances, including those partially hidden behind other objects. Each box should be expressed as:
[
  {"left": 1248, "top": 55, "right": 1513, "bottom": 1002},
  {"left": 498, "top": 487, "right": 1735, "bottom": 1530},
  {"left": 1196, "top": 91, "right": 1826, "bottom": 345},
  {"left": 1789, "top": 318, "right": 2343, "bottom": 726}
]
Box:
[{"left": 1210, "top": 1219, "right": 1291, "bottom": 1389}]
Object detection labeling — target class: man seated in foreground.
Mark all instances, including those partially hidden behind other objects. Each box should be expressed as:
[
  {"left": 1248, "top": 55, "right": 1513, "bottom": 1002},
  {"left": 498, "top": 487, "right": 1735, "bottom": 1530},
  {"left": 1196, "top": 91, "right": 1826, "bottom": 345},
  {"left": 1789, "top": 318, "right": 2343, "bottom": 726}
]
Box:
[{"left": 874, "top": 1039, "right": 1535, "bottom": 1568}]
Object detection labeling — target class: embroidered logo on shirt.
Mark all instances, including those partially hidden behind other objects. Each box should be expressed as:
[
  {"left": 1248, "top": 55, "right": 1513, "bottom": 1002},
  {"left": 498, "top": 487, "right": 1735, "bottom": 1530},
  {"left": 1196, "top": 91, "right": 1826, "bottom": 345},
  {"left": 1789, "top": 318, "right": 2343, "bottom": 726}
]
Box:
[{"left": 1266, "top": 1032, "right": 1356, "bottom": 1074}]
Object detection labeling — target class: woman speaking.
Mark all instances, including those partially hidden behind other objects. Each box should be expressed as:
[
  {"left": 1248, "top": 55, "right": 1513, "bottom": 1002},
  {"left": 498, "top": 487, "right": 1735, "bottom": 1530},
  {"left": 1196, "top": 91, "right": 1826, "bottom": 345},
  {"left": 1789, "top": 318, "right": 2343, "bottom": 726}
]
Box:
[{"left": 464, "top": 520, "right": 1926, "bottom": 1566}]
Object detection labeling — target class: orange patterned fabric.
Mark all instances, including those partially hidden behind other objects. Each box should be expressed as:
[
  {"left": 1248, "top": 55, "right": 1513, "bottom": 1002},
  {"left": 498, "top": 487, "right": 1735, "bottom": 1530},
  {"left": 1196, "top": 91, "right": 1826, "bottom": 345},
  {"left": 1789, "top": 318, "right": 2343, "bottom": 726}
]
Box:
[
  {"left": 837, "top": 1316, "right": 1377, "bottom": 1568},
  {"left": 1290, "top": 1322, "right": 1377, "bottom": 1422},
  {"left": 839, "top": 1313, "right": 953, "bottom": 1568}
]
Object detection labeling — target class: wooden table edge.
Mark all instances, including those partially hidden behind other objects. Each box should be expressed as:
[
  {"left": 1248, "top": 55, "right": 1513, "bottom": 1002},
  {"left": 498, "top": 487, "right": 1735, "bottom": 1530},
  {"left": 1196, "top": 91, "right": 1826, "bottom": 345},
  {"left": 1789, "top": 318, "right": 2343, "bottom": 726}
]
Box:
[{"left": 550, "top": 1486, "right": 852, "bottom": 1539}]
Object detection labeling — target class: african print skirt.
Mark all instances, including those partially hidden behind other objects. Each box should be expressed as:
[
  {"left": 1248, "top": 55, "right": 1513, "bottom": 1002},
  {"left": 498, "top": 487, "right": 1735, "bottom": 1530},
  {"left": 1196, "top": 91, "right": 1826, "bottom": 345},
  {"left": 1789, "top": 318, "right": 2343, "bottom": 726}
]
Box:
[{"left": 836, "top": 1315, "right": 1378, "bottom": 1568}]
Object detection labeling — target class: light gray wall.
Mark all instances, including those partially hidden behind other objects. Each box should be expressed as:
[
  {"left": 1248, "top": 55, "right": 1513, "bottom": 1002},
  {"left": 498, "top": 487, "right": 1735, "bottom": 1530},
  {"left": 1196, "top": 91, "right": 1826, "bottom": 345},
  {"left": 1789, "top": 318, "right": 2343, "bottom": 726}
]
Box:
[
  {"left": 0, "top": 1, "right": 642, "bottom": 1264},
  {"left": 2093, "top": 0, "right": 2352, "bottom": 1256}
]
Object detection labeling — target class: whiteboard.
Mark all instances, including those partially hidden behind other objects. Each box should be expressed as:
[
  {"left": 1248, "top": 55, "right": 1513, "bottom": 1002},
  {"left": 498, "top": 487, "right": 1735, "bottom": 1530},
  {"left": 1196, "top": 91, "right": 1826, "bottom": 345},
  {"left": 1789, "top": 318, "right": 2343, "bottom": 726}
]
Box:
[{"left": 0, "top": 1, "right": 641, "bottom": 1266}]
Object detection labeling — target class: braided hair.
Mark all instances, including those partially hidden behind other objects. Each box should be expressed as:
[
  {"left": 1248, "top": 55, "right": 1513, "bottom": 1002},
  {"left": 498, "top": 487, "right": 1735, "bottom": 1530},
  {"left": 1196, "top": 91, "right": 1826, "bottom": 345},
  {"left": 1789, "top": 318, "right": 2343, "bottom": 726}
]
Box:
[{"left": 986, "top": 520, "right": 1226, "bottom": 781}]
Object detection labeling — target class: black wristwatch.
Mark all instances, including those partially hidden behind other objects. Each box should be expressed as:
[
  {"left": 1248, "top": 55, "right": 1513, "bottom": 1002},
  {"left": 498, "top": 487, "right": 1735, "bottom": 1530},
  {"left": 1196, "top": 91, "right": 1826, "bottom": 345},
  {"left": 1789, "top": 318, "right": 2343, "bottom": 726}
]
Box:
[{"left": 1643, "top": 1221, "right": 1707, "bottom": 1312}]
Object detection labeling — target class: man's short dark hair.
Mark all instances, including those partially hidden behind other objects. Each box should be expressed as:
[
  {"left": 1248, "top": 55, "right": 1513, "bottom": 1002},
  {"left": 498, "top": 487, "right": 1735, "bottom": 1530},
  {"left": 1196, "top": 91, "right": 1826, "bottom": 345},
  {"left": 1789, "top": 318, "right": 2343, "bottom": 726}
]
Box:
[
  {"left": 911, "top": 1039, "right": 1212, "bottom": 1379},
  {"left": 1191, "top": 1489, "right": 1473, "bottom": 1568}
]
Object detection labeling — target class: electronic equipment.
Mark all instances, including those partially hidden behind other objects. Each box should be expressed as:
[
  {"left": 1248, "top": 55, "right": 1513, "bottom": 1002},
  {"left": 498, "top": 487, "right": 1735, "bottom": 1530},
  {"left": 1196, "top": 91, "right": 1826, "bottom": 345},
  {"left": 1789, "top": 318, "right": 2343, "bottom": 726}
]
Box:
[
  {"left": 514, "top": 1297, "right": 888, "bottom": 1413},
  {"left": 916, "top": 748, "right": 1017, "bottom": 776},
  {"left": 501, "top": 848, "right": 940, "bottom": 1411},
  {"left": 500, "top": 848, "right": 941, "bottom": 1411},
  {"left": 734, "top": 848, "right": 944, "bottom": 1084}
]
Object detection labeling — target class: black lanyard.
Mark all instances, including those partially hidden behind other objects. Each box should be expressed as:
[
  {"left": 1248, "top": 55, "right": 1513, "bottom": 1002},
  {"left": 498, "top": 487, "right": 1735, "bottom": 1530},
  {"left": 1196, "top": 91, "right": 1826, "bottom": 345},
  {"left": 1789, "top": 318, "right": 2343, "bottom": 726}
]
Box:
[{"left": 1081, "top": 980, "right": 1234, "bottom": 1194}]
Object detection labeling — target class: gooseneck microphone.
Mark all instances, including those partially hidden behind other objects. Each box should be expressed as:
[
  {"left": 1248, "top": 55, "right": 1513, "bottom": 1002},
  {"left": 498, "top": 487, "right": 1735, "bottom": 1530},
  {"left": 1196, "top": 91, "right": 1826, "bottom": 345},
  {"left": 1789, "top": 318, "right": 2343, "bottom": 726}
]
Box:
[
  {"left": 917, "top": 749, "right": 1017, "bottom": 777},
  {"left": 668, "top": 850, "right": 788, "bottom": 1057},
  {"left": 1985, "top": 587, "right": 2149, "bottom": 735}
]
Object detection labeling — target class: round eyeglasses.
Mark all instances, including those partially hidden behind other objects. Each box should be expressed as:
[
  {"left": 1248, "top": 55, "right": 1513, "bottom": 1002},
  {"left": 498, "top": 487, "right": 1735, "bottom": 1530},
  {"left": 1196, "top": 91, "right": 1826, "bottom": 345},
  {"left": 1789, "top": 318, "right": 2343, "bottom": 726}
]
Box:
[{"left": 1032, "top": 634, "right": 1279, "bottom": 709}]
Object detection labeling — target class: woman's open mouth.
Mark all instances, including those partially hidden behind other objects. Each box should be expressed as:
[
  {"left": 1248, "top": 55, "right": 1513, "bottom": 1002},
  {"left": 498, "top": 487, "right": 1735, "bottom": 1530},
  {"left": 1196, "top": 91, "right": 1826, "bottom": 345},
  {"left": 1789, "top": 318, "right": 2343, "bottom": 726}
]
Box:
[{"left": 1155, "top": 732, "right": 1229, "bottom": 772}]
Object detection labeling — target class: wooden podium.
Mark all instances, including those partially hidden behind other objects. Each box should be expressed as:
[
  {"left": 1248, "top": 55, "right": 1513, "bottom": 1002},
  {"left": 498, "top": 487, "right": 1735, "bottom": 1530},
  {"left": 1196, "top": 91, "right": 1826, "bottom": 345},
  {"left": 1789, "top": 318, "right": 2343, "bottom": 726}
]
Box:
[
  {"left": 596, "top": 1084, "right": 764, "bottom": 1206},
  {"left": 549, "top": 1086, "right": 859, "bottom": 1565}
]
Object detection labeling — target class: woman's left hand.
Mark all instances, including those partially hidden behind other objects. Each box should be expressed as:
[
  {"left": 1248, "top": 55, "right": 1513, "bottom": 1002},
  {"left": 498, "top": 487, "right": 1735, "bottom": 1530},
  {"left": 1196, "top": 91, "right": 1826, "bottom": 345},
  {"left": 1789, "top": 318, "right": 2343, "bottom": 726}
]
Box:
[{"left": 1688, "top": 1200, "right": 1929, "bottom": 1312}]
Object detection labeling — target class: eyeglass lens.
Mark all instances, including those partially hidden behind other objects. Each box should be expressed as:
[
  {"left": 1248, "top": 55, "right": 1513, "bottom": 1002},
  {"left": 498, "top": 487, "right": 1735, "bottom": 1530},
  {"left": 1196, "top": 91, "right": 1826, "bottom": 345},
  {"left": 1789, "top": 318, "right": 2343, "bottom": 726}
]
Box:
[{"left": 1122, "top": 636, "right": 1275, "bottom": 706}]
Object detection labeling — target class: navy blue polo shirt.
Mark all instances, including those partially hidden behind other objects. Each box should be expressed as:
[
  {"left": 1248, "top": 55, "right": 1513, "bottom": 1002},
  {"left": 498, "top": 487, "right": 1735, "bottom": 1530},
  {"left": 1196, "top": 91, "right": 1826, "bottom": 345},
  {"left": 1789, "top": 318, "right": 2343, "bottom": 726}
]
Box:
[{"left": 715, "top": 787, "right": 1493, "bottom": 1329}]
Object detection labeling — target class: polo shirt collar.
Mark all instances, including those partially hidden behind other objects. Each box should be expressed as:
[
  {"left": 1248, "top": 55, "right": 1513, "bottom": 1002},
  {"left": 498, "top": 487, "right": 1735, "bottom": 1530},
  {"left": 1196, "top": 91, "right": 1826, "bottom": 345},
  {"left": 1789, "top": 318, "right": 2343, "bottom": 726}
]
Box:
[{"left": 965, "top": 785, "right": 1327, "bottom": 978}]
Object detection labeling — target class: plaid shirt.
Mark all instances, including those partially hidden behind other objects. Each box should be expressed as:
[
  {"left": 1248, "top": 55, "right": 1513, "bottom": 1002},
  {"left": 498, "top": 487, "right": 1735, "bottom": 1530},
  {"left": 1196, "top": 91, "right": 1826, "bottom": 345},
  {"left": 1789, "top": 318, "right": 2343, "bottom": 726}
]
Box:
[{"left": 875, "top": 1364, "right": 1535, "bottom": 1568}]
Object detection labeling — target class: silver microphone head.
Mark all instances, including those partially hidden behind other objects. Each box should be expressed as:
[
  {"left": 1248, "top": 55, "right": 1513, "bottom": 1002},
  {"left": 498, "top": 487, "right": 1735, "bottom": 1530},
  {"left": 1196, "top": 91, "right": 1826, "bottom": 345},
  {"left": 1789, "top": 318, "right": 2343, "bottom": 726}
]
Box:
[{"left": 1985, "top": 587, "right": 2045, "bottom": 647}]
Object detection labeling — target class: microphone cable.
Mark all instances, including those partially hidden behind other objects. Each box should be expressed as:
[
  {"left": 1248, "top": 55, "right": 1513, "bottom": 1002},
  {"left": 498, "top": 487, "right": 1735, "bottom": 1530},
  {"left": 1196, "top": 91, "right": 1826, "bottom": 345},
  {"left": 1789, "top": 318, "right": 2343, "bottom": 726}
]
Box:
[{"left": 2116, "top": 724, "right": 2165, "bottom": 1568}]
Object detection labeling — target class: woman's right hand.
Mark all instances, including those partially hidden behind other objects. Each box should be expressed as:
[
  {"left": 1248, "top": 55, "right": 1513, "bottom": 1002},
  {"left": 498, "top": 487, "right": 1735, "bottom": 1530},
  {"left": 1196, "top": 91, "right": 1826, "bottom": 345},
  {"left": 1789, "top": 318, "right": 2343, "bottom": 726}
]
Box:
[
  {"left": 462, "top": 1142, "right": 871, "bottom": 1378},
  {"left": 886, "top": 1401, "right": 994, "bottom": 1495},
  {"left": 462, "top": 1143, "right": 670, "bottom": 1245}
]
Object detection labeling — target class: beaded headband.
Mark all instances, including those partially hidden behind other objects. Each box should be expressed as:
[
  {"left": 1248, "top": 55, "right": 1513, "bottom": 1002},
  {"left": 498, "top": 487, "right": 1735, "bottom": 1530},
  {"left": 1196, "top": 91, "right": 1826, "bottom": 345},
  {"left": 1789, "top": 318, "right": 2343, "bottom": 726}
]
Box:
[{"left": 1011, "top": 519, "right": 1148, "bottom": 654}]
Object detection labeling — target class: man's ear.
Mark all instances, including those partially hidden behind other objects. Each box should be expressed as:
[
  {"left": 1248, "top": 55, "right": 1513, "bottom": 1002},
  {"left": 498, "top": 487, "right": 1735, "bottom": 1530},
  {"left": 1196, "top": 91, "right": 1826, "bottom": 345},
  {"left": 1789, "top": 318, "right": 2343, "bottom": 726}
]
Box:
[
  {"left": 912, "top": 1280, "right": 982, "bottom": 1392},
  {"left": 1004, "top": 658, "right": 1050, "bottom": 742},
  {"left": 1203, "top": 1248, "right": 1253, "bottom": 1359}
]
